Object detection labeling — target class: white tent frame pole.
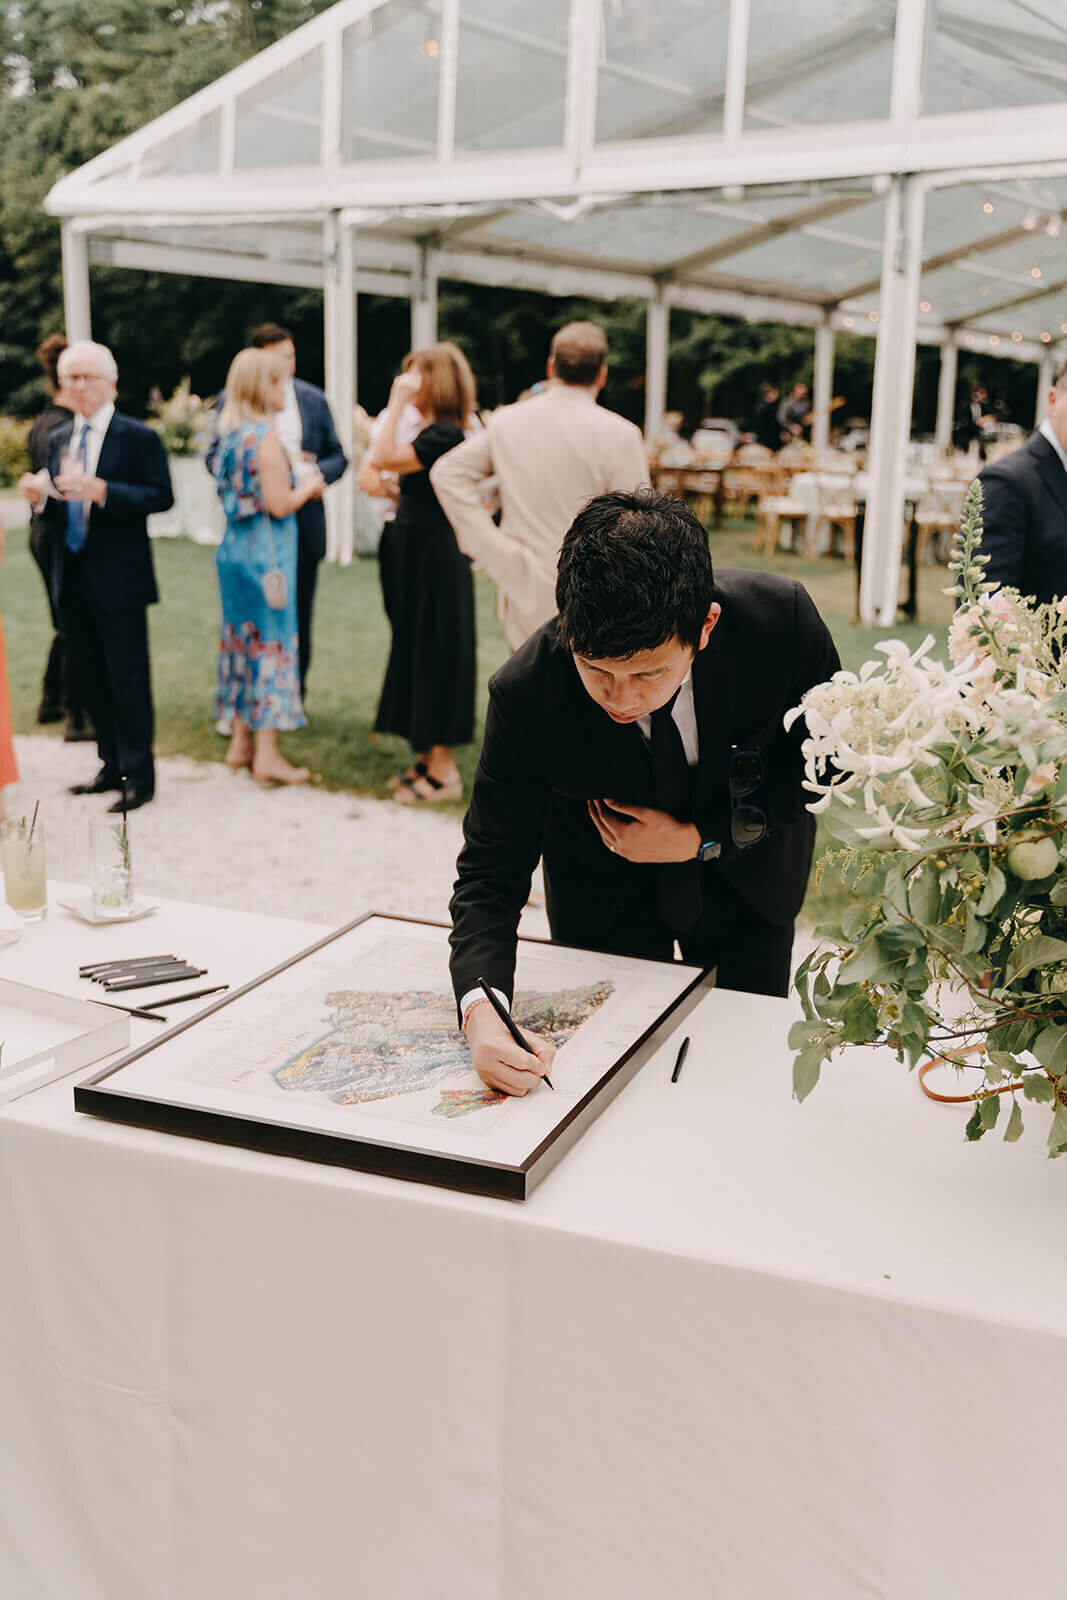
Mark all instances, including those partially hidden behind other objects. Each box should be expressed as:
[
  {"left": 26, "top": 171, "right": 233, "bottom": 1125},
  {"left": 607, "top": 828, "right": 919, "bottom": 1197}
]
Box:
[
  {"left": 323, "top": 213, "right": 357, "bottom": 565},
  {"left": 889, "top": 0, "right": 927, "bottom": 127},
  {"left": 1035, "top": 353, "right": 1053, "bottom": 427},
  {"left": 860, "top": 173, "right": 926, "bottom": 627},
  {"left": 61, "top": 220, "right": 92, "bottom": 341},
  {"left": 811, "top": 321, "right": 835, "bottom": 453},
  {"left": 410, "top": 244, "right": 439, "bottom": 349},
  {"left": 722, "top": 0, "right": 751, "bottom": 144},
  {"left": 644, "top": 287, "right": 669, "bottom": 445},
  {"left": 934, "top": 340, "right": 958, "bottom": 455}
]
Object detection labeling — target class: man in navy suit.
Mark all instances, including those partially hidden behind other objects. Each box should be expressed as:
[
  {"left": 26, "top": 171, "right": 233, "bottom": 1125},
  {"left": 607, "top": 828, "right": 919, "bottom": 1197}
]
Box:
[
  {"left": 977, "top": 360, "right": 1067, "bottom": 603},
  {"left": 21, "top": 340, "right": 173, "bottom": 811},
  {"left": 249, "top": 324, "right": 348, "bottom": 701}
]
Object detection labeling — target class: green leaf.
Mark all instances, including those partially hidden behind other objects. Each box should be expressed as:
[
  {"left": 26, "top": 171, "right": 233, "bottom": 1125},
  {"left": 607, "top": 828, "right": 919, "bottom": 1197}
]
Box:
[
  {"left": 963, "top": 901, "right": 986, "bottom": 955},
  {"left": 841, "top": 990, "right": 879, "bottom": 1044},
  {"left": 976, "top": 864, "right": 1006, "bottom": 918},
  {"left": 793, "top": 1041, "right": 825, "bottom": 1102},
  {"left": 988, "top": 1017, "right": 1037, "bottom": 1057},
  {"left": 836, "top": 938, "right": 892, "bottom": 985},
  {"left": 908, "top": 861, "right": 940, "bottom": 926},
  {"left": 1033, "top": 1025, "right": 1067, "bottom": 1077},
  {"left": 1050, "top": 876, "right": 1067, "bottom": 906},
  {"left": 841, "top": 903, "right": 869, "bottom": 942},
  {"left": 1004, "top": 936, "right": 1067, "bottom": 986},
  {"left": 900, "top": 1002, "right": 930, "bottom": 1044},
  {"left": 979, "top": 1094, "right": 1001, "bottom": 1130},
  {"left": 877, "top": 924, "right": 925, "bottom": 953},
  {"left": 1048, "top": 1100, "right": 1067, "bottom": 1158},
  {"left": 1004, "top": 1098, "right": 1025, "bottom": 1142},
  {"left": 1022, "top": 1073, "right": 1056, "bottom": 1103},
  {"left": 964, "top": 1103, "right": 986, "bottom": 1142}
]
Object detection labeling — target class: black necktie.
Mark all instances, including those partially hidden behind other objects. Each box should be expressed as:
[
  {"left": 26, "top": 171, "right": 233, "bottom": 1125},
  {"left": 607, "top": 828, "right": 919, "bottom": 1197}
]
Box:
[{"left": 650, "top": 698, "right": 702, "bottom": 933}]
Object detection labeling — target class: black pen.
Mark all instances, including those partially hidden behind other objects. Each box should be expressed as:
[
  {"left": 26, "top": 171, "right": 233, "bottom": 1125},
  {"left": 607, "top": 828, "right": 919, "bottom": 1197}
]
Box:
[
  {"left": 475, "top": 976, "right": 555, "bottom": 1090},
  {"left": 104, "top": 968, "right": 208, "bottom": 992},
  {"left": 80, "top": 954, "right": 177, "bottom": 975},
  {"left": 670, "top": 1036, "right": 690, "bottom": 1083},
  {"left": 95, "top": 999, "right": 169, "bottom": 1022},
  {"left": 152, "top": 985, "right": 229, "bottom": 1008}
]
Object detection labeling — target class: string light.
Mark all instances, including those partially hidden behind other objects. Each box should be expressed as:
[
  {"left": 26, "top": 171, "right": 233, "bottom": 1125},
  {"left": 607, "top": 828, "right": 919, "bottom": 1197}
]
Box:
[
  {"left": 868, "top": 311, "right": 880, "bottom": 323},
  {"left": 1041, "top": 331, "right": 1052, "bottom": 342},
  {"left": 841, "top": 315, "right": 854, "bottom": 327},
  {"left": 989, "top": 335, "right": 1001, "bottom": 345},
  {"left": 983, "top": 202, "right": 995, "bottom": 214},
  {"left": 920, "top": 300, "right": 932, "bottom": 312},
  {"left": 1031, "top": 266, "right": 1042, "bottom": 278},
  {"left": 1011, "top": 331, "right": 1023, "bottom": 342}
]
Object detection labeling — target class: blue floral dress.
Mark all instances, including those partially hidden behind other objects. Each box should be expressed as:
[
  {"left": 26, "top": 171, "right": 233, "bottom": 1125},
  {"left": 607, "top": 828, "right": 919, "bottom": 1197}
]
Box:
[{"left": 212, "top": 424, "right": 305, "bottom": 732}]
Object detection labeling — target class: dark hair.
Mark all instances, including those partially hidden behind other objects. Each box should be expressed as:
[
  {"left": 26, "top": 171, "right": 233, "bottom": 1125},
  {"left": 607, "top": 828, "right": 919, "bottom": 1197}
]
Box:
[
  {"left": 556, "top": 489, "right": 715, "bottom": 659},
  {"left": 250, "top": 322, "right": 293, "bottom": 348},
  {"left": 36, "top": 332, "right": 68, "bottom": 393},
  {"left": 550, "top": 321, "right": 608, "bottom": 387}
]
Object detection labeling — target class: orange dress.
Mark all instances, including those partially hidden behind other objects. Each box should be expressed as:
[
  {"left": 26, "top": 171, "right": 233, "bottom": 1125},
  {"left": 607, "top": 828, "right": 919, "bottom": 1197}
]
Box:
[{"left": 0, "top": 614, "right": 19, "bottom": 789}]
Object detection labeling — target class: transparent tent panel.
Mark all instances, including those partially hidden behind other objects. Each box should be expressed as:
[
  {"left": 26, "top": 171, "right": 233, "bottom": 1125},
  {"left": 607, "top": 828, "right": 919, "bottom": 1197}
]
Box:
[
  {"left": 595, "top": 0, "right": 729, "bottom": 144},
  {"left": 454, "top": 0, "right": 569, "bottom": 152},
  {"left": 137, "top": 112, "right": 221, "bottom": 179},
  {"left": 468, "top": 202, "right": 783, "bottom": 268},
  {"left": 922, "top": 0, "right": 1067, "bottom": 116},
  {"left": 745, "top": 0, "right": 895, "bottom": 130},
  {"left": 235, "top": 50, "right": 322, "bottom": 169},
  {"left": 342, "top": 0, "right": 440, "bottom": 162}
]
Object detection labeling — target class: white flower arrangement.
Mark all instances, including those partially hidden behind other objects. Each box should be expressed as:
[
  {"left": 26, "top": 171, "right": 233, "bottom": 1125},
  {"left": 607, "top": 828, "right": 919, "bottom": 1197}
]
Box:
[{"left": 788, "top": 482, "right": 1067, "bottom": 1153}]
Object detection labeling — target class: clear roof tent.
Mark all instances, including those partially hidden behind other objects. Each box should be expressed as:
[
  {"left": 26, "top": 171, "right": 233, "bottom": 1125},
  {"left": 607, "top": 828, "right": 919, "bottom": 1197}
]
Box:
[{"left": 45, "top": 0, "right": 1067, "bottom": 614}]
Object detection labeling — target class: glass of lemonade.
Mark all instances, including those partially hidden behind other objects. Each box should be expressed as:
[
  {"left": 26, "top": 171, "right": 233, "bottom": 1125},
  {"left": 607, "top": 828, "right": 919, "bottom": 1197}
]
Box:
[
  {"left": 89, "top": 816, "right": 134, "bottom": 919},
  {"left": 1, "top": 812, "right": 47, "bottom": 921}
]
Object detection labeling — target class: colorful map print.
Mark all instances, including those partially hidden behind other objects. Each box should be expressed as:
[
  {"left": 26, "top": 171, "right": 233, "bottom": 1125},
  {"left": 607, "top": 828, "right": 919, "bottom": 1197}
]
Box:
[{"left": 271, "top": 981, "right": 615, "bottom": 1115}]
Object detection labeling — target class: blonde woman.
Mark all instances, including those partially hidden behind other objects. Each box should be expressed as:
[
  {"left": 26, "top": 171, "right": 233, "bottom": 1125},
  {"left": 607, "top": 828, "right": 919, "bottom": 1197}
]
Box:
[
  {"left": 211, "top": 348, "right": 324, "bottom": 785},
  {"left": 368, "top": 343, "right": 477, "bottom": 804}
]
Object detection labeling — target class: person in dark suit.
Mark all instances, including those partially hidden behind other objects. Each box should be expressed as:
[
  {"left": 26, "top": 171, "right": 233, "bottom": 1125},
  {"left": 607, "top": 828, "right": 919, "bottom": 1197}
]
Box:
[
  {"left": 247, "top": 325, "right": 348, "bottom": 702},
  {"left": 976, "top": 363, "right": 1067, "bottom": 604},
  {"left": 450, "top": 488, "right": 840, "bottom": 1094},
  {"left": 20, "top": 340, "right": 173, "bottom": 812}
]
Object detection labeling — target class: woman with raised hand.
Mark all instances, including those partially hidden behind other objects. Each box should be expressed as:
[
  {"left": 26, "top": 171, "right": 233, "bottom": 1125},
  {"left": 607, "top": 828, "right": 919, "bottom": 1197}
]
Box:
[{"left": 210, "top": 348, "right": 324, "bottom": 787}]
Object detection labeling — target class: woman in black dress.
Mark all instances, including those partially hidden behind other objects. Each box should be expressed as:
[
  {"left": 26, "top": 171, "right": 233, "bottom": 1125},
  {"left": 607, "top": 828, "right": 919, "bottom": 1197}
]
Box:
[{"left": 369, "top": 343, "right": 477, "bottom": 804}]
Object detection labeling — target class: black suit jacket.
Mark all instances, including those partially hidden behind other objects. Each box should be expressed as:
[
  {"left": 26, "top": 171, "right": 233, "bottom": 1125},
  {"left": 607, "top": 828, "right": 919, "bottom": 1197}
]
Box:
[
  {"left": 43, "top": 413, "right": 173, "bottom": 612},
  {"left": 976, "top": 430, "right": 1067, "bottom": 602},
  {"left": 205, "top": 379, "right": 348, "bottom": 561},
  {"left": 449, "top": 569, "right": 840, "bottom": 1006}
]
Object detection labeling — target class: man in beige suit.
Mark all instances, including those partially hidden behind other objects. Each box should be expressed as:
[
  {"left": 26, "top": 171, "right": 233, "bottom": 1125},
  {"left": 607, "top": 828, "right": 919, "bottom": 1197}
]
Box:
[{"left": 430, "top": 321, "right": 649, "bottom": 648}]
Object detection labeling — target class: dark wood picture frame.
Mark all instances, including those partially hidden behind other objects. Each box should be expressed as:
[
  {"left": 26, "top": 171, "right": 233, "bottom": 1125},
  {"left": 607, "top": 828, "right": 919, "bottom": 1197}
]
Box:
[{"left": 74, "top": 913, "right": 710, "bottom": 1201}]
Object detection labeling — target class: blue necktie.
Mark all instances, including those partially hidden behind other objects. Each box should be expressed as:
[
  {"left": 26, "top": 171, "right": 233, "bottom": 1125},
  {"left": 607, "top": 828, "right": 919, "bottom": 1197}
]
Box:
[{"left": 64, "top": 424, "right": 89, "bottom": 553}]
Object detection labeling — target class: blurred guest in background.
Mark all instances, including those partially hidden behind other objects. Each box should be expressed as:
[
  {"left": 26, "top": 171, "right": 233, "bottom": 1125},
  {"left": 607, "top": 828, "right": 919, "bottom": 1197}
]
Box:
[
  {"left": 20, "top": 340, "right": 172, "bottom": 813},
  {"left": 777, "top": 381, "right": 811, "bottom": 441},
  {"left": 211, "top": 349, "right": 324, "bottom": 787},
  {"left": 748, "top": 383, "right": 785, "bottom": 452},
  {"left": 367, "top": 343, "right": 477, "bottom": 805},
  {"left": 431, "top": 321, "right": 648, "bottom": 649},
  {"left": 954, "top": 382, "right": 998, "bottom": 460},
  {"left": 0, "top": 518, "right": 19, "bottom": 812},
  {"left": 976, "top": 359, "right": 1067, "bottom": 603},
  {"left": 22, "top": 334, "right": 92, "bottom": 740}
]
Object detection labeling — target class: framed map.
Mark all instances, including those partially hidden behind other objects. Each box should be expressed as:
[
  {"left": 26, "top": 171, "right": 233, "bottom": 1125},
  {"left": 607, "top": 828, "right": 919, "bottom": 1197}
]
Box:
[{"left": 74, "top": 914, "right": 708, "bottom": 1199}]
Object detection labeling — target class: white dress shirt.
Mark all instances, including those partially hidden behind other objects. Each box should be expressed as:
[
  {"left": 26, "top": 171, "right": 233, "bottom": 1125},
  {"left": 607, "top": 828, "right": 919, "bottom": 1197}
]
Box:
[
  {"left": 1039, "top": 418, "right": 1067, "bottom": 473},
  {"left": 274, "top": 381, "right": 303, "bottom": 459},
  {"left": 69, "top": 401, "right": 115, "bottom": 478}
]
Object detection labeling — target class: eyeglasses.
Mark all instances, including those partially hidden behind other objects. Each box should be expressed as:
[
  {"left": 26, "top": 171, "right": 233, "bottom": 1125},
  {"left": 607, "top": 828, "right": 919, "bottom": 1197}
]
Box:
[{"left": 730, "top": 745, "right": 766, "bottom": 849}]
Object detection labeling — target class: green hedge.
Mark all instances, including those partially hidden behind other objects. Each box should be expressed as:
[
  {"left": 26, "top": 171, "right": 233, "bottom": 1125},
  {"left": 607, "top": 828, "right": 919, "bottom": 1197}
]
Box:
[{"left": 0, "top": 417, "right": 31, "bottom": 488}]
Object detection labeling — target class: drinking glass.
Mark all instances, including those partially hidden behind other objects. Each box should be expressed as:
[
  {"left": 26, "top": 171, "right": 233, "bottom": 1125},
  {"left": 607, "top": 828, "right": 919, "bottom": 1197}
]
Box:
[
  {"left": 89, "top": 816, "right": 134, "bottom": 920},
  {"left": 1, "top": 813, "right": 47, "bottom": 921}
]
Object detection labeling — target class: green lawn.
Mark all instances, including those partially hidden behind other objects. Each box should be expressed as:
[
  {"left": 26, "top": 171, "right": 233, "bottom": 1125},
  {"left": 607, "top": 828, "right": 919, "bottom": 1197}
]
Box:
[{"left": 3, "top": 510, "right": 950, "bottom": 827}]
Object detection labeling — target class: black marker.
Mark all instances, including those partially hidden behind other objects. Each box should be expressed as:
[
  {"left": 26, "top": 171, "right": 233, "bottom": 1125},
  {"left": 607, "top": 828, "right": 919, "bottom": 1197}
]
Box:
[
  {"left": 475, "top": 976, "right": 555, "bottom": 1090},
  {"left": 670, "top": 1036, "right": 690, "bottom": 1083}
]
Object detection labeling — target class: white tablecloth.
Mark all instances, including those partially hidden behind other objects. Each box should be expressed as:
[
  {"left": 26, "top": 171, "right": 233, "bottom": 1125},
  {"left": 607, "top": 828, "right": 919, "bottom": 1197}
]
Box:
[{"left": 2, "top": 889, "right": 1065, "bottom": 1599}]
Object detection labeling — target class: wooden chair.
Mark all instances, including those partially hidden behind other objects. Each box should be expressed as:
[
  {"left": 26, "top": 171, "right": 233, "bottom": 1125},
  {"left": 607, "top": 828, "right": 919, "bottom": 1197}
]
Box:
[{"left": 914, "top": 481, "right": 968, "bottom": 566}]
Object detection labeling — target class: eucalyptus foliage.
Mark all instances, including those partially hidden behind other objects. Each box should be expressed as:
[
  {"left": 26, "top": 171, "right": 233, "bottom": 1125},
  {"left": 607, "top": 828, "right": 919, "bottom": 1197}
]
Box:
[{"left": 788, "top": 481, "right": 1067, "bottom": 1154}]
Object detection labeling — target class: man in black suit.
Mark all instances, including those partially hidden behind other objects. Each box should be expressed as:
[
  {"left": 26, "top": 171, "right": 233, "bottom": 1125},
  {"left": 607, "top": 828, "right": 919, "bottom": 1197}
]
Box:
[
  {"left": 450, "top": 489, "right": 840, "bottom": 1094},
  {"left": 249, "top": 324, "right": 348, "bottom": 701},
  {"left": 976, "top": 361, "right": 1067, "bottom": 603},
  {"left": 21, "top": 340, "right": 172, "bottom": 811}
]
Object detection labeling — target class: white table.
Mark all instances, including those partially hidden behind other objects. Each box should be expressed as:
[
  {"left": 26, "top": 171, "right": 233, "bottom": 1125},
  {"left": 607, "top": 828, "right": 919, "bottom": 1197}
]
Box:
[{"left": 2, "top": 888, "right": 1066, "bottom": 1599}]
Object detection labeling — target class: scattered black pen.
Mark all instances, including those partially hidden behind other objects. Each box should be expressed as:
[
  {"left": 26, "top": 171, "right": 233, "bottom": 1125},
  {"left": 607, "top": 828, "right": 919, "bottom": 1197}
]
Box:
[
  {"left": 670, "top": 1035, "right": 691, "bottom": 1083},
  {"left": 104, "top": 967, "right": 208, "bottom": 992},
  {"left": 475, "top": 975, "right": 555, "bottom": 1090},
  {"left": 95, "top": 999, "right": 169, "bottom": 1022},
  {"left": 80, "top": 954, "right": 176, "bottom": 975},
  {"left": 151, "top": 985, "right": 229, "bottom": 1008}
]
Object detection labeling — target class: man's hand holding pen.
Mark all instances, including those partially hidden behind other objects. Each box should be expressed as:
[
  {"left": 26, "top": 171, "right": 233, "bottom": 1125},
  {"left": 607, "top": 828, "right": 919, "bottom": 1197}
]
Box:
[
  {"left": 588, "top": 798, "right": 700, "bottom": 863},
  {"left": 464, "top": 1000, "right": 557, "bottom": 1097}
]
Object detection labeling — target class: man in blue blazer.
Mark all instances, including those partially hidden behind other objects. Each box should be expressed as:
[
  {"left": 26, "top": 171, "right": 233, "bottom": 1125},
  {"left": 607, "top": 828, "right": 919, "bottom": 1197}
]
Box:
[
  {"left": 249, "top": 324, "right": 348, "bottom": 700},
  {"left": 22, "top": 340, "right": 173, "bottom": 811},
  {"left": 977, "top": 361, "right": 1067, "bottom": 603}
]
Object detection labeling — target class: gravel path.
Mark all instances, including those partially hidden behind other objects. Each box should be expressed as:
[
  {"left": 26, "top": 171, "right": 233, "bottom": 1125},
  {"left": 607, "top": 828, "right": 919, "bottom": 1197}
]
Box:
[{"left": 10, "top": 733, "right": 550, "bottom": 938}]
